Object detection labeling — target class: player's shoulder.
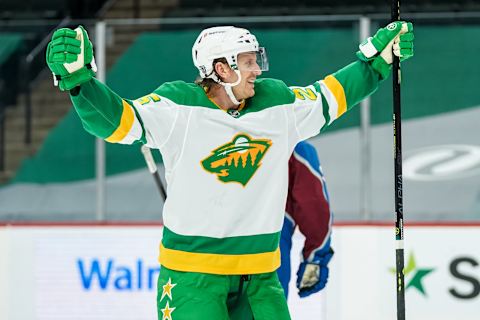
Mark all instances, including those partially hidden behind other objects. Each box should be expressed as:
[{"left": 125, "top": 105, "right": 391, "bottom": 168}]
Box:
[
  {"left": 293, "top": 141, "right": 321, "bottom": 170},
  {"left": 247, "top": 78, "right": 295, "bottom": 112},
  {"left": 295, "top": 140, "right": 316, "bottom": 155},
  {"left": 153, "top": 80, "right": 212, "bottom": 107},
  {"left": 254, "top": 78, "right": 295, "bottom": 101},
  {"left": 255, "top": 78, "right": 290, "bottom": 91}
]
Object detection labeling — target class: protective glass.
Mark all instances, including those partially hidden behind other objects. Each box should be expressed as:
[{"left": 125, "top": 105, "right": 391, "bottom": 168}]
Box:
[{"left": 236, "top": 47, "right": 269, "bottom": 72}]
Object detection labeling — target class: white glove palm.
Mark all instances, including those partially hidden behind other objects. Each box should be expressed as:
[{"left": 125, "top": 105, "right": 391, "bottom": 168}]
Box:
[{"left": 296, "top": 247, "right": 334, "bottom": 298}]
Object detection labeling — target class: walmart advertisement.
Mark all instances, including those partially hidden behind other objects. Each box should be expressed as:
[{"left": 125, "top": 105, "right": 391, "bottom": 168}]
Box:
[{"left": 0, "top": 225, "right": 479, "bottom": 320}]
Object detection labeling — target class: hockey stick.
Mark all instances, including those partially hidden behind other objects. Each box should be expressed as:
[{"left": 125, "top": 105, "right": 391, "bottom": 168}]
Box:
[
  {"left": 141, "top": 145, "right": 167, "bottom": 202},
  {"left": 391, "top": 1, "right": 406, "bottom": 320}
]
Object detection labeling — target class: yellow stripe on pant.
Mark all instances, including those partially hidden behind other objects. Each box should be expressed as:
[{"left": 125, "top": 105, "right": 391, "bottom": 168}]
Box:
[{"left": 159, "top": 244, "right": 281, "bottom": 275}]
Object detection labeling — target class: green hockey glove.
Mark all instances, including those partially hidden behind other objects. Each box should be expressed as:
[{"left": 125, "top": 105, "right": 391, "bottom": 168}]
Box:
[
  {"left": 46, "top": 26, "right": 97, "bottom": 91},
  {"left": 357, "top": 21, "right": 414, "bottom": 79}
]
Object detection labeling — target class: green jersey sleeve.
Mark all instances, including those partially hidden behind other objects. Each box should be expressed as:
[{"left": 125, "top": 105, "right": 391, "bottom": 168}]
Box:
[{"left": 69, "top": 78, "right": 180, "bottom": 147}]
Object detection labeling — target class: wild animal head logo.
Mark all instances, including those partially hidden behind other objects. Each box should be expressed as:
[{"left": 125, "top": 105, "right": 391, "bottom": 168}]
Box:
[{"left": 201, "top": 133, "right": 272, "bottom": 186}]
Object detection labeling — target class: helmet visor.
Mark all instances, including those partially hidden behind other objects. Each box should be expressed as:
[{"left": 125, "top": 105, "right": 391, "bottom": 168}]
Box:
[{"left": 236, "top": 47, "right": 269, "bottom": 72}]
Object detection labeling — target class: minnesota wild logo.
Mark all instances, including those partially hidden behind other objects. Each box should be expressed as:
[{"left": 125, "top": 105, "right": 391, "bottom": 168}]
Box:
[{"left": 201, "top": 133, "right": 272, "bottom": 186}]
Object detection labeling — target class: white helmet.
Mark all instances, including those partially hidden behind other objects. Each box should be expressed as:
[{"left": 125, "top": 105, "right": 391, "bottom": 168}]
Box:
[{"left": 192, "top": 26, "right": 269, "bottom": 81}]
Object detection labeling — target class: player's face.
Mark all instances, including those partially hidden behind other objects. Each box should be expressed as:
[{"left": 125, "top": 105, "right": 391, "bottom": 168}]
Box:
[{"left": 232, "top": 52, "right": 262, "bottom": 100}]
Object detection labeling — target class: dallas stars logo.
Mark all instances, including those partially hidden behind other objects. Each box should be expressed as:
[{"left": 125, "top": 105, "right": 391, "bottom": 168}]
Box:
[
  {"left": 160, "top": 277, "right": 176, "bottom": 320},
  {"left": 390, "top": 252, "right": 435, "bottom": 296},
  {"left": 161, "top": 278, "right": 176, "bottom": 301},
  {"left": 161, "top": 301, "right": 175, "bottom": 320},
  {"left": 201, "top": 133, "right": 272, "bottom": 186}
]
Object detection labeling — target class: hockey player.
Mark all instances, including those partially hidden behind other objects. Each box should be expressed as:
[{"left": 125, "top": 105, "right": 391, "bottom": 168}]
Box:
[
  {"left": 46, "top": 23, "right": 414, "bottom": 319},
  {"left": 279, "top": 141, "right": 333, "bottom": 299}
]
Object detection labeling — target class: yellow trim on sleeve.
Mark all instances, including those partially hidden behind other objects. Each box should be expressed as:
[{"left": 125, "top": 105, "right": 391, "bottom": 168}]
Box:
[
  {"left": 105, "top": 100, "right": 135, "bottom": 143},
  {"left": 159, "top": 244, "right": 280, "bottom": 275},
  {"left": 323, "top": 75, "right": 347, "bottom": 118}
]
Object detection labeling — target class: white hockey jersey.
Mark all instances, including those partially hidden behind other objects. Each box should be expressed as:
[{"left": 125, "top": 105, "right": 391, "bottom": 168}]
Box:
[{"left": 70, "top": 60, "right": 381, "bottom": 274}]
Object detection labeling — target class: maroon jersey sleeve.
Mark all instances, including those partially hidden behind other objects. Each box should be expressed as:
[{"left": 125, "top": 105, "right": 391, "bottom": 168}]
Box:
[{"left": 286, "top": 143, "right": 333, "bottom": 260}]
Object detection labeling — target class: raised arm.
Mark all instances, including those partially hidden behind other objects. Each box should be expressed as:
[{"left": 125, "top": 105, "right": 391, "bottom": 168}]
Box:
[
  {"left": 289, "top": 21, "right": 414, "bottom": 142},
  {"left": 46, "top": 26, "right": 143, "bottom": 143},
  {"left": 46, "top": 26, "right": 178, "bottom": 148}
]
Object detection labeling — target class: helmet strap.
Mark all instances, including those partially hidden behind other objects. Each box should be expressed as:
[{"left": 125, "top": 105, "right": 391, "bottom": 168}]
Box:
[
  {"left": 224, "top": 84, "right": 242, "bottom": 106},
  {"left": 218, "top": 70, "right": 242, "bottom": 106}
]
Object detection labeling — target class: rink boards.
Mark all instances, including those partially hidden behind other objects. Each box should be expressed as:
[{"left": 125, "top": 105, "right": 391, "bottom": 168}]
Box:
[{"left": 0, "top": 223, "right": 479, "bottom": 320}]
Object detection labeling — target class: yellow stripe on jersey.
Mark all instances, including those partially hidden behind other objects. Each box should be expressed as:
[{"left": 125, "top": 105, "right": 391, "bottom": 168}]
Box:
[
  {"left": 105, "top": 100, "right": 135, "bottom": 143},
  {"left": 159, "top": 244, "right": 281, "bottom": 275},
  {"left": 323, "top": 75, "right": 347, "bottom": 118}
]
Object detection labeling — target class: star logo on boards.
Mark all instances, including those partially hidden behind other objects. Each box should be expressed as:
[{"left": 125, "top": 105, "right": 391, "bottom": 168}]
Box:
[
  {"left": 201, "top": 133, "right": 272, "bottom": 186},
  {"left": 161, "top": 277, "right": 177, "bottom": 301},
  {"left": 390, "top": 251, "right": 435, "bottom": 296},
  {"left": 161, "top": 301, "right": 176, "bottom": 320}
]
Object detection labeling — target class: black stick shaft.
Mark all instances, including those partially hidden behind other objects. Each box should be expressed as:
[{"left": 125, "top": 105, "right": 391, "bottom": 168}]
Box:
[
  {"left": 391, "top": 2, "right": 406, "bottom": 320},
  {"left": 141, "top": 145, "right": 167, "bottom": 202},
  {"left": 152, "top": 169, "right": 167, "bottom": 201}
]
